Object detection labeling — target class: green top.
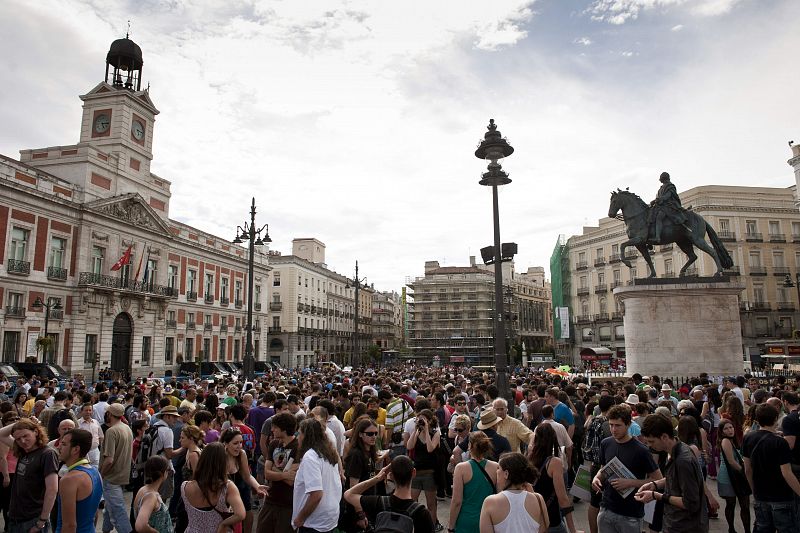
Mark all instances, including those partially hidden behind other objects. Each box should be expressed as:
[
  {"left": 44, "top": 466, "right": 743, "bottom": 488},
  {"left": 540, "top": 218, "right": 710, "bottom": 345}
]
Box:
[
  {"left": 455, "top": 459, "right": 494, "bottom": 533},
  {"left": 134, "top": 490, "right": 174, "bottom": 533}
]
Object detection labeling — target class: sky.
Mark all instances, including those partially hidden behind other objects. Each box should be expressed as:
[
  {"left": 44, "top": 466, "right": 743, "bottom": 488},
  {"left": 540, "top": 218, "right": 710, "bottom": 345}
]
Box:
[{"left": 1, "top": 0, "right": 798, "bottom": 292}]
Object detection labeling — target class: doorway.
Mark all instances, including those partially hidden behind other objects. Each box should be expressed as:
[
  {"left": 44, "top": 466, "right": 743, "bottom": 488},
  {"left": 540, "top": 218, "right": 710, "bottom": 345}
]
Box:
[{"left": 111, "top": 313, "right": 132, "bottom": 374}]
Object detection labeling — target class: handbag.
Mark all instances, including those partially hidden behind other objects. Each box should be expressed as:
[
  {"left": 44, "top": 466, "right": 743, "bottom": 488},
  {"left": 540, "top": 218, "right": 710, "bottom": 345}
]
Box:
[
  {"left": 471, "top": 459, "right": 496, "bottom": 493},
  {"left": 722, "top": 442, "right": 751, "bottom": 497}
]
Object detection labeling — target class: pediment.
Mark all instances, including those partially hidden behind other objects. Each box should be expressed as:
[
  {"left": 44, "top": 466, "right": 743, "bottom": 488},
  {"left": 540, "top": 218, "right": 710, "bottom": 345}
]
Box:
[
  {"left": 84, "top": 193, "right": 172, "bottom": 236},
  {"left": 80, "top": 82, "right": 159, "bottom": 114}
]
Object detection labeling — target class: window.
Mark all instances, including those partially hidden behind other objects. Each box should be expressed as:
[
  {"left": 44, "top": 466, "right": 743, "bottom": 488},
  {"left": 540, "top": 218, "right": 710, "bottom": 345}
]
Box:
[
  {"left": 203, "top": 338, "right": 211, "bottom": 362},
  {"left": 745, "top": 220, "right": 758, "bottom": 235},
  {"left": 49, "top": 236, "right": 66, "bottom": 268},
  {"left": 611, "top": 244, "right": 619, "bottom": 255},
  {"left": 205, "top": 273, "right": 214, "bottom": 297},
  {"left": 769, "top": 221, "right": 781, "bottom": 235},
  {"left": 631, "top": 267, "right": 637, "bottom": 280},
  {"left": 204, "top": 314, "right": 212, "bottom": 326},
  {"left": 615, "top": 325, "right": 625, "bottom": 339},
  {"left": 755, "top": 317, "right": 769, "bottom": 336},
  {"left": 221, "top": 278, "right": 229, "bottom": 299},
  {"left": 10, "top": 228, "right": 29, "bottom": 260},
  {"left": 185, "top": 337, "right": 194, "bottom": 360},
  {"left": 234, "top": 339, "right": 240, "bottom": 361},
  {"left": 2, "top": 332, "right": 20, "bottom": 363},
  {"left": 272, "top": 293, "right": 281, "bottom": 303},
  {"left": 255, "top": 285, "right": 261, "bottom": 305},
  {"left": 187, "top": 270, "right": 197, "bottom": 293},
  {"left": 578, "top": 251, "right": 586, "bottom": 262},
  {"left": 773, "top": 251, "right": 785, "bottom": 267},
  {"left": 596, "top": 247, "right": 604, "bottom": 259},
  {"left": 235, "top": 281, "right": 242, "bottom": 302},
  {"left": 298, "top": 275, "right": 302, "bottom": 286},
  {"left": 254, "top": 340, "right": 259, "bottom": 359},
  {"left": 168, "top": 265, "right": 178, "bottom": 289},
  {"left": 304, "top": 278, "right": 308, "bottom": 287},
  {"left": 142, "top": 336, "right": 151, "bottom": 365},
  {"left": 273, "top": 272, "right": 280, "bottom": 287},
  {"left": 597, "top": 272, "right": 605, "bottom": 284},
  {"left": 613, "top": 270, "right": 621, "bottom": 283},
  {"left": 272, "top": 316, "right": 280, "bottom": 328},
  {"left": 43, "top": 333, "right": 58, "bottom": 363},
  {"left": 145, "top": 259, "right": 157, "bottom": 285},
  {"left": 793, "top": 222, "right": 800, "bottom": 238},
  {"left": 168, "top": 310, "right": 176, "bottom": 322},
  {"left": 7, "top": 291, "right": 23, "bottom": 310},
  {"left": 579, "top": 276, "right": 587, "bottom": 288},
  {"left": 665, "top": 259, "right": 673, "bottom": 275},
  {"left": 84, "top": 334, "right": 98, "bottom": 364},
  {"left": 188, "top": 312, "right": 195, "bottom": 324},
  {"left": 749, "top": 252, "right": 761, "bottom": 267},
  {"left": 92, "top": 246, "right": 104, "bottom": 274},
  {"left": 165, "top": 337, "right": 174, "bottom": 365},
  {"left": 753, "top": 286, "right": 765, "bottom": 304},
  {"left": 719, "top": 219, "right": 730, "bottom": 232},
  {"left": 778, "top": 287, "right": 789, "bottom": 303}
]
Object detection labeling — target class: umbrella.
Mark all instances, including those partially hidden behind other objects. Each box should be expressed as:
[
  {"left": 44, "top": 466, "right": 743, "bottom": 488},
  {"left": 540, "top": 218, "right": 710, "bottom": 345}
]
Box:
[{"left": 546, "top": 368, "right": 569, "bottom": 377}]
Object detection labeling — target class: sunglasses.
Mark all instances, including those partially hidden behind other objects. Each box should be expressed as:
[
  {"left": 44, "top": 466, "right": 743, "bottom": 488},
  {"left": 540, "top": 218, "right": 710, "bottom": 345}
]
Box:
[
  {"left": 456, "top": 402, "right": 466, "bottom": 405},
  {"left": 362, "top": 431, "right": 378, "bottom": 437},
  {"left": 456, "top": 427, "right": 467, "bottom": 433}
]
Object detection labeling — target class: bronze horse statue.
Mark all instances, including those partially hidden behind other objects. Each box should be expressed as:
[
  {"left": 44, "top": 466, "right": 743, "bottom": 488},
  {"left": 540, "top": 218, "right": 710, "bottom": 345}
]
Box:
[{"left": 608, "top": 189, "right": 734, "bottom": 277}]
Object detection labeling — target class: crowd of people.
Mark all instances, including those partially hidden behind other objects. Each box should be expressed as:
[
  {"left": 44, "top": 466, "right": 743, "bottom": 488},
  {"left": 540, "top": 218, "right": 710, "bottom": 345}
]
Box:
[{"left": 0, "top": 367, "right": 797, "bottom": 533}]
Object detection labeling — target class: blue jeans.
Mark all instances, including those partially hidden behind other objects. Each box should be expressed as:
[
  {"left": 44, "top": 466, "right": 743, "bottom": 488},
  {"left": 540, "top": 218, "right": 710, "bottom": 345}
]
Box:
[
  {"left": 753, "top": 499, "right": 800, "bottom": 533},
  {"left": 597, "top": 507, "right": 642, "bottom": 533},
  {"left": 102, "top": 481, "right": 132, "bottom": 533},
  {"left": 7, "top": 517, "right": 49, "bottom": 533}
]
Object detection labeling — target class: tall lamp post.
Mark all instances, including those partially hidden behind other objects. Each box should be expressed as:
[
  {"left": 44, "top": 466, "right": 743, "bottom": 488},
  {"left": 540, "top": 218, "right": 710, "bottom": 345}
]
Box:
[
  {"left": 475, "top": 119, "right": 514, "bottom": 403},
  {"left": 233, "top": 198, "right": 271, "bottom": 381},
  {"left": 783, "top": 273, "right": 800, "bottom": 338},
  {"left": 32, "top": 296, "right": 62, "bottom": 363},
  {"left": 346, "top": 261, "right": 368, "bottom": 367}
]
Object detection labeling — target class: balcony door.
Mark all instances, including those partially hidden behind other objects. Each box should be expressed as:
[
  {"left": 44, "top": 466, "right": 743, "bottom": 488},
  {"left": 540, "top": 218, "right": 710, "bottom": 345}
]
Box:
[{"left": 111, "top": 312, "right": 132, "bottom": 374}]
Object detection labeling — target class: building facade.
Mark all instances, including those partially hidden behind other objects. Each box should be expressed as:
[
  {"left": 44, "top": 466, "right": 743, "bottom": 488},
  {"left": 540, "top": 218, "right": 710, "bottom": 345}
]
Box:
[
  {"left": 407, "top": 257, "right": 552, "bottom": 364},
  {"left": 372, "top": 290, "right": 403, "bottom": 351},
  {"left": 0, "top": 38, "right": 270, "bottom": 377},
  {"left": 554, "top": 169, "right": 800, "bottom": 365}
]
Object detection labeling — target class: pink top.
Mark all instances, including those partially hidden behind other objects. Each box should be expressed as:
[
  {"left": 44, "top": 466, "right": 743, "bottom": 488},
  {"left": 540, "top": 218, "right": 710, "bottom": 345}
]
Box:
[{"left": 181, "top": 480, "right": 231, "bottom": 533}]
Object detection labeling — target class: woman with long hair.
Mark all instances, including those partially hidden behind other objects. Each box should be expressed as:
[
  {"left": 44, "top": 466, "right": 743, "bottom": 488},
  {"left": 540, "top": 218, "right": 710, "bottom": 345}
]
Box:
[
  {"left": 716, "top": 419, "right": 751, "bottom": 533},
  {"left": 342, "top": 416, "right": 386, "bottom": 532},
  {"left": 448, "top": 432, "right": 499, "bottom": 533},
  {"left": 293, "top": 418, "right": 343, "bottom": 532},
  {"left": 528, "top": 423, "right": 578, "bottom": 533},
  {"left": 701, "top": 386, "right": 722, "bottom": 478},
  {"left": 0, "top": 411, "right": 19, "bottom": 525},
  {"left": 181, "top": 442, "right": 246, "bottom": 533},
  {"left": 180, "top": 425, "right": 204, "bottom": 480},
  {"left": 220, "top": 427, "right": 267, "bottom": 533},
  {"left": 719, "top": 392, "right": 744, "bottom": 445},
  {"left": 479, "top": 452, "right": 548, "bottom": 532},
  {"left": 407, "top": 408, "right": 442, "bottom": 530},
  {"left": 448, "top": 414, "right": 473, "bottom": 471},
  {"left": 12, "top": 392, "right": 26, "bottom": 418},
  {"left": 134, "top": 456, "right": 174, "bottom": 533}
]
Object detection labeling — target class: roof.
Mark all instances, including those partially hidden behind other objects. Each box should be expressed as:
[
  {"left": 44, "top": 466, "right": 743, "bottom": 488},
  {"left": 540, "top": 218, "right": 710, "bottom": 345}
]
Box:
[{"left": 580, "top": 346, "right": 614, "bottom": 356}]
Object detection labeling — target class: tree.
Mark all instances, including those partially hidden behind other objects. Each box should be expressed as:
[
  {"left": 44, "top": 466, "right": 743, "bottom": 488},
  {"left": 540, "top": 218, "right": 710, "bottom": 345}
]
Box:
[
  {"left": 36, "top": 336, "right": 54, "bottom": 363},
  {"left": 368, "top": 344, "right": 381, "bottom": 363}
]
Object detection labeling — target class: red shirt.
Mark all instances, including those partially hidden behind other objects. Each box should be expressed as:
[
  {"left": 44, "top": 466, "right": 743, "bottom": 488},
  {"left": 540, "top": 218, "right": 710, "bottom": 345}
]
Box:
[{"left": 234, "top": 422, "right": 256, "bottom": 455}]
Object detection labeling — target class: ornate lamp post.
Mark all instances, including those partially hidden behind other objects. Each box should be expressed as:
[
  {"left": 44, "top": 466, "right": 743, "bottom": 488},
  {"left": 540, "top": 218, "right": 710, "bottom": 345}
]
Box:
[
  {"left": 346, "top": 261, "right": 368, "bottom": 367},
  {"left": 233, "top": 198, "right": 271, "bottom": 381},
  {"left": 475, "top": 119, "right": 514, "bottom": 402},
  {"left": 32, "top": 296, "right": 62, "bottom": 363}
]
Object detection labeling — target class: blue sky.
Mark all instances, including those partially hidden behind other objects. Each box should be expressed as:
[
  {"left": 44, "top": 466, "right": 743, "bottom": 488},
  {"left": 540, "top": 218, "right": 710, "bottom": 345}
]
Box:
[{"left": 1, "top": 0, "right": 798, "bottom": 291}]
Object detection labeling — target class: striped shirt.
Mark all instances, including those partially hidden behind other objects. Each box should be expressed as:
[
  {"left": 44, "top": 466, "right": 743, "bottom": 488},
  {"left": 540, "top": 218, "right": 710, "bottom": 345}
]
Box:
[{"left": 385, "top": 398, "right": 411, "bottom": 434}]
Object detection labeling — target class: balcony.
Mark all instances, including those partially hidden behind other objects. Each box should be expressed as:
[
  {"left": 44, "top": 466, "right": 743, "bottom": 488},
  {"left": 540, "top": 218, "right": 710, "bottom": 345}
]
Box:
[
  {"left": 594, "top": 257, "right": 606, "bottom": 267},
  {"left": 609, "top": 253, "right": 622, "bottom": 263},
  {"left": 234, "top": 325, "right": 242, "bottom": 333},
  {"left": 203, "top": 323, "right": 212, "bottom": 332},
  {"left": 725, "top": 266, "right": 741, "bottom": 276},
  {"left": 4, "top": 306, "right": 25, "bottom": 318},
  {"left": 577, "top": 287, "right": 590, "bottom": 296},
  {"left": 268, "top": 326, "right": 282, "bottom": 334},
  {"left": 6, "top": 259, "right": 30, "bottom": 275},
  {"left": 611, "top": 281, "right": 623, "bottom": 289},
  {"left": 187, "top": 291, "right": 197, "bottom": 302},
  {"left": 576, "top": 315, "right": 592, "bottom": 323},
  {"left": 48, "top": 309, "right": 63, "bottom": 320},
  {"left": 220, "top": 297, "right": 230, "bottom": 307},
  {"left": 270, "top": 302, "right": 283, "bottom": 311},
  {"left": 660, "top": 244, "right": 673, "bottom": 252},
  {"left": 311, "top": 305, "right": 317, "bottom": 314},
  {"left": 624, "top": 250, "right": 638, "bottom": 259},
  {"left": 220, "top": 323, "right": 228, "bottom": 332},
  {"left": 304, "top": 304, "right": 311, "bottom": 312},
  {"left": 204, "top": 294, "right": 214, "bottom": 304},
  {"left": 773, "top": 266, "right": 790, "bottom": 276},
  {"left": 752, "top": 301, "right": 771, "bottom": 311},
  {"left": 745, "top": 232, "right": 763, "bottom": 242},
  {"left": 719, "top": 231, "right": 737, "bottom": 242},
  {"left": 78, "top": 272, "right": 178, "bottom": 298},
  {"left": 612, "top": 311, "right": 624, "bottom": 320},
  {"left": 47, "top": 266, "right": 67, "bottom": 281},
  {"left": 297, "top": 303, "right": 304, "bottom": 312},
  {"left": 235, "top": 299, "right": 243, "bottom": 309},
  {"left": 769, "top": 233, "right": 786, "bottom": 243},
  {"left": 749, "top": 266, "right": 767, "bottom": 276},
  {"left": 254, "top": 303, "right": 261, "bottom": 312},
  {"left": 166, "top": 319, "right": 177, "bottom": 329},
  {"left": 575, "top": 261, "right": 588, "bottom": 270},
  {"left": 793, "top": 233, "right": 800, "bottom": 243},
  {"left": 778, "top": 302, "right": 796, "bottom": 311},
  {"left": 739, "top": 301, "right": 752, "bottom": 311},
  {"left": 685, "top": 266, "right": 698, "bottom": 276},
  {"left": 594, "top": 284, "right": 608, "bottom": 294},
  {"left": 186, "top": 323, "right": 196, "bottom": 330},
  {"left": 595, "top": 312, "right": 610, "bottom": 321},
  {"left": 252, "top": 324, "right": 261, "bottom": 332},
  {"left": 664, "top": 270, "right": 675, "bottom": 278}
]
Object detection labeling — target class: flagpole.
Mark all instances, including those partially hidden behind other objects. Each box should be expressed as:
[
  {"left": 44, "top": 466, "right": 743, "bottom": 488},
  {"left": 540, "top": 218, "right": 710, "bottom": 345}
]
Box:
[{"left": 133, "top": 242, "right": 146, "bottom": 283}]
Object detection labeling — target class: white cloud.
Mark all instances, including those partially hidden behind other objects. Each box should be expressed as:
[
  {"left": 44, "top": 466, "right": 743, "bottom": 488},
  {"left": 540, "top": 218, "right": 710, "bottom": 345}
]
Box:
[
  {"left": 574, "top": 37, "right": 594, "bottom": 45},
  {"left": 671, "top": 24, "right": 684, "bottom": 31},
  {"left": 587, "top": 0, "right": 744, "bottom": 24}
]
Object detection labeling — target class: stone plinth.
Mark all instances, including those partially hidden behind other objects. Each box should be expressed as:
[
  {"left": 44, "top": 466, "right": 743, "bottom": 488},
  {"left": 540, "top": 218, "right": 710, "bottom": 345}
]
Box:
[{"left": 614, "top": 279, "right": 745, "bottom": 376}]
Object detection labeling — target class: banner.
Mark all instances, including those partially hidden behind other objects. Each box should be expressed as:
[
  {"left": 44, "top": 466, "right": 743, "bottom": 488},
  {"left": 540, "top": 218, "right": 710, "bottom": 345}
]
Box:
[{"left": 558, "top": 307, "right": 570, "bottom": 339}]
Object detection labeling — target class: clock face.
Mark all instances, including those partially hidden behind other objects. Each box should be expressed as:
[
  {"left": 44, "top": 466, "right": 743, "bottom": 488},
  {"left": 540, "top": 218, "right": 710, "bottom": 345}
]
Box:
[
  {"left": 131, "top": 120, "right": 145, "bottom": 141},
  {"left": 94, "top": 114, "right": 110, "bottom": 133}
]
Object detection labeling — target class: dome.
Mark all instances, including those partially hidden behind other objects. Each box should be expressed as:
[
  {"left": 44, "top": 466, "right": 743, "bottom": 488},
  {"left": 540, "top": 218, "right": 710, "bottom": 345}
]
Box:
[{"left": 106, "top": 37, "right": 143, "bottom": 71}]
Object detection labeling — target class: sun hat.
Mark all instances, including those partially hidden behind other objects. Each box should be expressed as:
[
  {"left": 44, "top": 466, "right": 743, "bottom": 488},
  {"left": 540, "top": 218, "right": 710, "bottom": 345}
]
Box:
[
  {"left": 677, "top": 399, "right": 694, "bottom": 412},
  {"left": 625, "top": 394, "right": 640, "bottom": 406},
  {"left": 661, "top": 384, "right": 672, "bottom": 392},
  {"left": 107, "top": 403, "right": 125, "bottom": 418},
  {"left": 477, "top": 409, "right": 503, "bottom": 430},
  {"left": 156, "top": 405, "right": 179, "bottom": 418}
]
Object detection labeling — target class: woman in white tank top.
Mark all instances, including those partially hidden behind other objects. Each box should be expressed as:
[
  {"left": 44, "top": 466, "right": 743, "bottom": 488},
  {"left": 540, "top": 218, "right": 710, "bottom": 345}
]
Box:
[{"left": 479, "top": 452, "right": 549, "bottom": 533}]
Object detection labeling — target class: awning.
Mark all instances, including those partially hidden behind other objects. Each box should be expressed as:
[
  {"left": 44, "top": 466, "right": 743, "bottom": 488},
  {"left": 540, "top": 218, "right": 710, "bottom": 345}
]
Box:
[{"left": 580, "top": 346, "right": 614, "bottom": 360}]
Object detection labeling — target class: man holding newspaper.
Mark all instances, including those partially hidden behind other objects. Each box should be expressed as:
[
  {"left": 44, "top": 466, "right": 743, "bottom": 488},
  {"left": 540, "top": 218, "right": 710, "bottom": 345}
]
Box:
[{"left": 591, "top": 405, "right": 661, "bottom": 533}]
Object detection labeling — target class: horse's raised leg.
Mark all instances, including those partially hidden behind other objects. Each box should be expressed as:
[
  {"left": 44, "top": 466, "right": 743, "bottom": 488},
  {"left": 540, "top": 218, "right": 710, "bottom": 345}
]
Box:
[
  {"left": 676, "top": 239, "right": 697, "bottom": 276},
  {"left": 636, "top": 243, "right": 656, "bottom": 278},
  {"left": 620, "top": 240, "right": 634, "bottom": 269}
]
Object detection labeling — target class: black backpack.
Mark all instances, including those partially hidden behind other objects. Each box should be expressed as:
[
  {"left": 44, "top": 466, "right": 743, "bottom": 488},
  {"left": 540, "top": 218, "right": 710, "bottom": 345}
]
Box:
[
  {"left": 47, "top": 408, "right": 73, "bottom": 441},
  {"left": 132, "top": 423, "right": 164, "bottom": 480},
  {"left": 374, "top": 496, "right": 422, "bottom": 533},
  {"left": 583, "top": 415, "right": 610, "bottom": 464}
]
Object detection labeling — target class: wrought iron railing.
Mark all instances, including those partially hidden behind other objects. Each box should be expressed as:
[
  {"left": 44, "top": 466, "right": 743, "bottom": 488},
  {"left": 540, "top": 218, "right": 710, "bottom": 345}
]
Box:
[
  {"left": 47, "top": 266, "right": 67, "bottom": 280},
  {"left": 6, "top": 259, "right": 30, "bottom": 275},
  {"left": 4, "top": 306, "right": 25, "bottom": 318},
  {"left": 78, "top": 272, "right": 177, "bottom": 297}
]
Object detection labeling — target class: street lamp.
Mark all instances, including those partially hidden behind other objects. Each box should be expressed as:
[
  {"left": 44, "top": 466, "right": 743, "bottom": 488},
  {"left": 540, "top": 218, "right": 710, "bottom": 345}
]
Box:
[
  {"left": 345, "top": 261, "right": 368, "bottom": 367},
  {"left": 474, "top": 118, "right": 514, "bottom": 403},
  {"left": 32, "top": 296, "right": 62, "bottom": 363},
  {"left": 233, "top": 198, "right": 271, "bottom": 381}
]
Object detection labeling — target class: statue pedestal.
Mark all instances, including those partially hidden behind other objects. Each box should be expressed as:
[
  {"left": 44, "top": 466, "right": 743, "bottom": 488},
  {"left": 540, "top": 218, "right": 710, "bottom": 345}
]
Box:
[{"left": 614, "top": 279, "right": 745, "bottom": 377}]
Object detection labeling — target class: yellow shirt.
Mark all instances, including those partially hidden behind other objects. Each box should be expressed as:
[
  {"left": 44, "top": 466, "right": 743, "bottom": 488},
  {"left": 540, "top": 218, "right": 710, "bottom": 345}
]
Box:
[{"left": 23, "top": 398, "right": 36, "bottom": 415}]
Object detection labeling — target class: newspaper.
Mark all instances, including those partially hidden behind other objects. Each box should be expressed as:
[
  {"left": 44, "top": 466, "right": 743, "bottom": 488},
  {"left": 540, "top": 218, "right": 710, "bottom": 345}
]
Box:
[{"left": 599, "top": 456, "right": 638, "bottom": 498}]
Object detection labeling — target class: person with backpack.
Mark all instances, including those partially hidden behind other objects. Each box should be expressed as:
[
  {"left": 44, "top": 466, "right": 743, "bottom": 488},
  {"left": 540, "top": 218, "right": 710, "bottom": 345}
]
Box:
[
  {"left": 344, "top": 455, "right": 434, "bottom": 533},
  {"left": 584, "top": 395, "right": 613, "bottom": 533},
  {"left": 100, "top": 403, "right": 134, "bottom": 533},
  {"left": 41, "top": 391, "right": 76, "bottom": 441}
]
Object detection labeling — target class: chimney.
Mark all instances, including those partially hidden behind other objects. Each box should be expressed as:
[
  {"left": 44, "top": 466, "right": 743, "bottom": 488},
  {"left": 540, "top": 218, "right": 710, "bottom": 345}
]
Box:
[{"left": 469, "top": 255, "right": 476, "bottom": 267}]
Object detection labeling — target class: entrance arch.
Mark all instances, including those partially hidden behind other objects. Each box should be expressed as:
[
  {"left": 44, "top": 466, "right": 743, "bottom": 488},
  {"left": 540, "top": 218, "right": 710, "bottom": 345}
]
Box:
[{"left": 111, "top": 313, "right": 133, "bottom": 374}]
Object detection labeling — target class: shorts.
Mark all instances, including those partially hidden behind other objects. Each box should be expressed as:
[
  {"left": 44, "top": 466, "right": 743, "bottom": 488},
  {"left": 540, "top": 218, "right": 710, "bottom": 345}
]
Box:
[{"left": 411, "top": 469, "right": 436, "bottom": 491}]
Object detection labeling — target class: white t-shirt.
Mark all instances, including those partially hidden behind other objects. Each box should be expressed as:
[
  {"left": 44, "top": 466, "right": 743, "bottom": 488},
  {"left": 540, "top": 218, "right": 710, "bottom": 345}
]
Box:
[
  {"left": 292, "top": 448, "right": 342, "bottom": 531},
  {"left": 153, "top": 420, "right": 176, "bottom": 471},
  {"left": 327, "top": 416, "right": 346, "bottom": 456}
]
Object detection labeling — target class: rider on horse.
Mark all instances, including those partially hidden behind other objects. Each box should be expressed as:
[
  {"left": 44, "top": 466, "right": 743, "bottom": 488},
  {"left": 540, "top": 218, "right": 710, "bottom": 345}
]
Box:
[{"left": 648, "top": 172, "right": 692, "bottom": 241}]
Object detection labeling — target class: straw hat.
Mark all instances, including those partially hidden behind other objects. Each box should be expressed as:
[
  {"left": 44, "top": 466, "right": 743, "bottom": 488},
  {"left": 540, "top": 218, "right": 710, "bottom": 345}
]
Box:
[
  {"left": 625, "top": 394, "right": 640, "bottom": 406},
  {"left": 477, "top": 409, "right": 503, "bottom": 430}
]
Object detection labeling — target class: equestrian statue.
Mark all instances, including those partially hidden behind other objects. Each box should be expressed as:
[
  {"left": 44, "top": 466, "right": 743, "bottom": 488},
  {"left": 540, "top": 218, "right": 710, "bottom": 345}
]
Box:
[{"left": 608, "top": 172, "right": 734, "bottom": 278}]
